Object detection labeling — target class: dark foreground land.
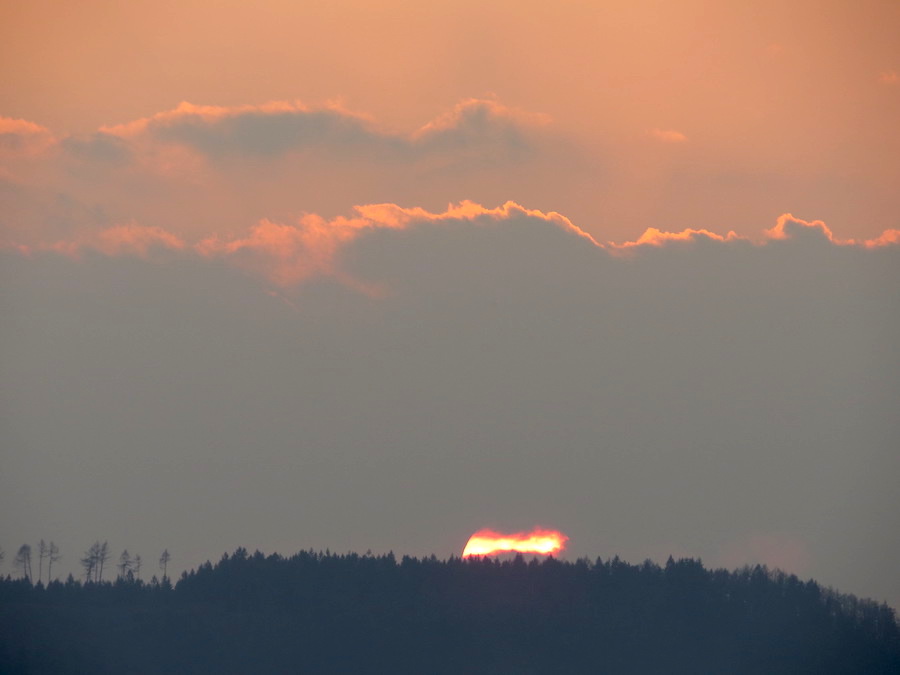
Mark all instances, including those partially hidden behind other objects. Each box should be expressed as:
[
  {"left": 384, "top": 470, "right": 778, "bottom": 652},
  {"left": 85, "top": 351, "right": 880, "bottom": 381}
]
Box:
[{"left": 1, "top": 550, "right": 898, "bottom": 674}]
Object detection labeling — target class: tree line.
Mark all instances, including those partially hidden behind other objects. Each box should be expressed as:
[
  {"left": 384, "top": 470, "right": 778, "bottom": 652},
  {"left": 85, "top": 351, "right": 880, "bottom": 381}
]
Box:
[
  {"left": 1, "top": 548, "right": 898, "bottom": 673},
  {"left": 0, "top": 542, "right": 170, "bottom": 585}
]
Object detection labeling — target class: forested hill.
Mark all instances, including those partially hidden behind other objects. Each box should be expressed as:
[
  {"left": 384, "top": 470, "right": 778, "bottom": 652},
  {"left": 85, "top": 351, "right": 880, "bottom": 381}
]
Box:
[{"left": 2, "top": 550, "right": 898, "bottom": 674}]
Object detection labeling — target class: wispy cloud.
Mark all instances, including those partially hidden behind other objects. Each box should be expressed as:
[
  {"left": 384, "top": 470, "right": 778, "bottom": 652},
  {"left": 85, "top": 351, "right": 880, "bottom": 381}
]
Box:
[{"left": 648, "top": 128, "right": 688, "bottom": 143}]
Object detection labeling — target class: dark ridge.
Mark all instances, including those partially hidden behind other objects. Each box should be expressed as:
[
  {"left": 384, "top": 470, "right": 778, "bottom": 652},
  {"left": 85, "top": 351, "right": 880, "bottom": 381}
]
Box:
[{"left": 1, "top": 549, "right": 897, "bottom": 674}]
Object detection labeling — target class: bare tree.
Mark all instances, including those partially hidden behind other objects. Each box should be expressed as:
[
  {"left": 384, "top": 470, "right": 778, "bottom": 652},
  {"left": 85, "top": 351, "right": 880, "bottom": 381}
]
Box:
[
  {"left": 80, "top": 541, "right": 110, "bottom": 582},
  {"left": 159, "top": 549, "right": 171, "bottom": 581},
  {"left": 14, "top": 544, "right": 33, "bottom": 582},
  {"left": 118, "top": 550, "right": 133, "bottom": 580},
  {"left": 0, "top": 547, "right": 5, "bottom": 567},
  {"left": 97, "top": 541, "right": 110, "bottom": 582},
  {"left": 133, "top": 554, "right": 143, "bottom": 580},
  {"left": 48, "top": 542, "right": 61, "bottom": 581},
  {"left": 38, "top": 539, "right": 48, "bottom": 584},
  {"left": 81, "top": 542, "right": 100, "bottom": 582}
]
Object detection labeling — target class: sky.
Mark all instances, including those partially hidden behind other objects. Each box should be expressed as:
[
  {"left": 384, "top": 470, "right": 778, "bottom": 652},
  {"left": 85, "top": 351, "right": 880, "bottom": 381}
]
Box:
[{"left": 1, "top": 1, "right": 899, "bottom": 607}]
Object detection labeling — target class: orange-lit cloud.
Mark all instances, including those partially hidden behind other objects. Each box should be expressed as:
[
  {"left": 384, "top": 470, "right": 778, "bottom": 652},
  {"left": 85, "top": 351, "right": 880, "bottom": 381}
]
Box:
[
  {"left": 46, "top": 223, "right": 186, "bottom": 259},
  {"left": 8, "top": 203, "right": 900, "bottom": 288},
  {"left": 4, "top": 100, "right": 899, "bottom": 250},
  {"left": 762, "top": 212, "right": 847, "bottom": 244},
  {"left": 3, "top": 3, "right": 900, "bottom": 247},
  {"left": 864, "top": 229, "right": 900, "bottom": 248},
  {"left": 12, "top": 200, "right": 595, "bottom": 287},
  {"left": 413, "top": 99, "right": 551, "bottom": 163},
  {"left": 0, "top": 117, "right": 55, "bottom": 156},
  {"left": 95, "top": 98, "right": 550, "bottom": 165},
  {"left": 193, "top": 201, "right": 598, "bottom": 286},
  {"left": 195, "top": 214, "right": 369, "bottom": 287},
  {"left": 354, "top": 200, "right": 598, "bottom": 245},
  {"left": 648, "top": 128, "right": 688, "bottom": 143},
  {"left": 93, "top": 223, "right": 186, "bottom": 257},
  {"left": 415, "top": 99, "right": 551, "bottom": 136},
  {"left": 612, "top": 227, "right": 741, "bottom": 250},
  {"left": 462, "top": 528, "right": 568, "bottom": 557},
  {"left": 0, "top": 100, "right": 582, "bottom": 250},
  {"left": 101, "top": 100, "right": 343, "bottom": 137},
  {"left": 612, "top": 213, "right": 900, "bottom": 253},
  {"left": 61, "top": 132, "right": 133, "bottom": 165},
  {"left": 101, "top": 100, "right": 378, "bottom": 158}
]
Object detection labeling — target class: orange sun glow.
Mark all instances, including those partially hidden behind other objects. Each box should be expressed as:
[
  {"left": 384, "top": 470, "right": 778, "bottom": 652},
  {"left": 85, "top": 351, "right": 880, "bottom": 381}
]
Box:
[{"left": 462, "top": 528, "right": 568, "bottom": 557}]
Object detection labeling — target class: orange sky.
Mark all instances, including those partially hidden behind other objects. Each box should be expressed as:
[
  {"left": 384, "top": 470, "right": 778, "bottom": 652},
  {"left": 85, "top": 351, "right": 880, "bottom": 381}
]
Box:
[{"left": 2, "top": 0, "right": 899, "bottom": 242}]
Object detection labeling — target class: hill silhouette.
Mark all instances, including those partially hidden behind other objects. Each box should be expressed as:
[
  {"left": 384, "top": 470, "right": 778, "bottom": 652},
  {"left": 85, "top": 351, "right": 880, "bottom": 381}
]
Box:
[{"left": 1, "top": 549, "right": 898, "bottom": 674}]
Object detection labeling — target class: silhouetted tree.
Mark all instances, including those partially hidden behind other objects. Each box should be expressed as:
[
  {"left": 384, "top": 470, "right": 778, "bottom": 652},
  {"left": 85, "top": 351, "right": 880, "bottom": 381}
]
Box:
[
  {"left": 48, "top": 541, "right": 61, "bottom": 581},
  {"left": 159, "top": 549, "right": 171, "bottom": 581},
  {"left": 118, "top": 550, "right": 133, "bottom": 580},
  {"left": 14, "top": 544, "right": 32, "bottom": 582},
  {"left": 37, "top": 539, "right": 48, "bottom": 584},
  {"left": 80, "top": 543, "right": 97, "bottom": 582},
  {"left": 133, "top": 554, "right": 143, "bottom": 580},
  {"left": 80, "top": 541, "right": 107, "bottom": 582},
  {"left": 97, "top": 541, "right": 110, "bottom": 582}
]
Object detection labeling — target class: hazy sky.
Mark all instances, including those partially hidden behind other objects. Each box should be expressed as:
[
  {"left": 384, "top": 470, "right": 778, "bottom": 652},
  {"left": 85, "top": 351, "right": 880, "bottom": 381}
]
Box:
[{"left": 1, "top": 1, "right": 898, "bottom": 608}]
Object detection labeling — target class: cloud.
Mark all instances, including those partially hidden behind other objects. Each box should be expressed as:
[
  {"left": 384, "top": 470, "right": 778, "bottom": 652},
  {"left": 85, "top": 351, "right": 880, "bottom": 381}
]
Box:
[
  {"left": 8, "top": 101, "right": 893, "bottom": 254},
  {"left": 865, "top": 229, "right": 900, "bottom": 248},
  {"left": 8, "top": 204, "right": 899, "bottom": 289},
  {"left": 412, "top": 99, "right": 551, "bottom": 163},
  {"left": 0, "top": 117, "right": 55, "bottom": 156},
  {"left": 879, "top": 71, "right": 899, "bottom": 85},
  {"left": 609, "top": 213, "right": 899, "bottom": 253},
  {"left": 95, "top": 99, "right": 549, "bottom": 165},
  {"left": 648, "top": 128, "right": 688, "bottom": 143},
  {"left": 611, "top": 227, "right": 742, "bottom": 250},
  {"left": 95, "top": 223, "right": 185, "bottom": 256},
  {"left": 0, "top": 177, "right": 114, "bottom": 246},
  {"left": 7, "top": 221, "right": 185, "bottom": 259},
  {"left": 0, "top": 101, "right": 573, "bottom": 245},
  {"left": 61, "top": 132, "right": 133, "bottom": 165},
  {"left": 103, "top": 101, "right": 383, "bottom": 159},
  {"left": 763, "top": 212, "right": 845, "bottom": 244},
  {"left": 31, "top": 201, "right": 595, "bottom": 287},
  {"left": 195, "top": 214, "right": 370, "bottom": 287}
]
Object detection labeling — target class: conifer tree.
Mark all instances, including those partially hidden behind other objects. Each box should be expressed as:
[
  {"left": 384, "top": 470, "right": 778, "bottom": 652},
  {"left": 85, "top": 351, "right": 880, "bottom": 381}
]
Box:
[
  {"left": 48, "top": 542, "right": 61, "bottom": 581},
  {"left": 14, "top": 544, "right": 33, "bottom": 582},
  {"left": 159, "top": 549, "right": 171, "bottom": 581}
]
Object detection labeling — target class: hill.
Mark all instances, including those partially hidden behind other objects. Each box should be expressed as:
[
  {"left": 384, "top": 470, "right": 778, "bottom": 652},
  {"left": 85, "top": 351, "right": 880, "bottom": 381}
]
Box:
[{"left": 1, "top": 549, "right": 898, "bottom": 673}]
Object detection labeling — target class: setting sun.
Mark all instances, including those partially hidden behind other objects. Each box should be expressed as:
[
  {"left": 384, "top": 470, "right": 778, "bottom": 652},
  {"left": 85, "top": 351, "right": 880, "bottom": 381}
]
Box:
[{"left": 462, "top": 528, "right": 568, "bottom": 557}]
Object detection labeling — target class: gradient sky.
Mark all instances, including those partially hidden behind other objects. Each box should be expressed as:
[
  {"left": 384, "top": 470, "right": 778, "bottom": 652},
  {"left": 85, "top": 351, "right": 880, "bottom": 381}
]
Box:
[{"left": 1, "top": 1, "right": 899, "bottom": 608}]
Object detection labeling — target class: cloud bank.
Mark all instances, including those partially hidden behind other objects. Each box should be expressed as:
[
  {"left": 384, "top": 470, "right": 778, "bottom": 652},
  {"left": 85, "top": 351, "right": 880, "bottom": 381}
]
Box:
[
  {"left": 7, "top": 199, "right": 897, "bottom": 290},
  {"left": 2, "top": 200, "right": 898, "bottom": 609},
  {"left": 1, "top": 100, "right": 579, "bottom": 248},
  {"left": 4, "top": 98, "right": 899, "bottom": 252}
]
